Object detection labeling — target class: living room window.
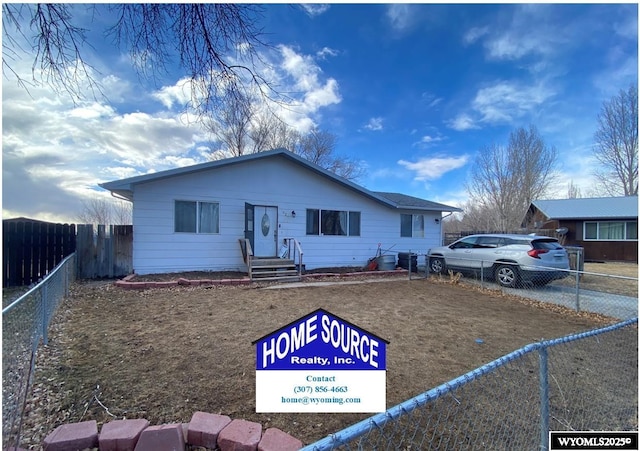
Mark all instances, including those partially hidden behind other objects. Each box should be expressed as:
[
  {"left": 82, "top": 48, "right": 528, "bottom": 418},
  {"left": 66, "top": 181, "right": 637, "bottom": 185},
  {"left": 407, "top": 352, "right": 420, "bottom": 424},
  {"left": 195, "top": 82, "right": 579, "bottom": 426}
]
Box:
[
  {"left": 175, "top": 200, "right": 220, "bottom": 234},
  {"left": 584, "top": 221, "right": 637, "bottom": 240},
  {"left": 306, "top": 209, "right": 361, "bottom": 236}
]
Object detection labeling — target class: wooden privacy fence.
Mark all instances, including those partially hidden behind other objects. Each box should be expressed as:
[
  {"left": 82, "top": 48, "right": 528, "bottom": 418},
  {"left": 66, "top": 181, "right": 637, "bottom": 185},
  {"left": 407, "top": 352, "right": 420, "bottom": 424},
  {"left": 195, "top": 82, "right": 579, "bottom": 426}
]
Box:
[
  {"left": 76, "top": 224, "right": 133, "bottom": 279},
  {"left": 3, "top": 220, "right": 76, "bottom": 287},
  {"left": 3, "top": 221, "right": 133, "bottom": 287}
]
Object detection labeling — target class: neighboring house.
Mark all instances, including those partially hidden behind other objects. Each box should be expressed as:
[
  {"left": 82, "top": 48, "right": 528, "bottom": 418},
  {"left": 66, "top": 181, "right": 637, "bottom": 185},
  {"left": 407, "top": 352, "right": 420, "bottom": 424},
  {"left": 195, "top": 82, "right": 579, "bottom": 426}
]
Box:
[
  {"left": 99, "top": 148, "right": 461, "bottom": 275},
  {"left": 524, "top": 196, "right": 638, "bottom": 262}
]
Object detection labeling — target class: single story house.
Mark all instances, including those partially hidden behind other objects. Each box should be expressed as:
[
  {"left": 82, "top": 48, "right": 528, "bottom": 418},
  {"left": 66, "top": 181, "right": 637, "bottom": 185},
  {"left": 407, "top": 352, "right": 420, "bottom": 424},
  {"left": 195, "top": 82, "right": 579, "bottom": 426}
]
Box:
[
  {"left": 99, "top": 148, "right": 461, "bottom": 275},
  {"left": 523, "top": 196, "right": 638, "bottom": 262}
]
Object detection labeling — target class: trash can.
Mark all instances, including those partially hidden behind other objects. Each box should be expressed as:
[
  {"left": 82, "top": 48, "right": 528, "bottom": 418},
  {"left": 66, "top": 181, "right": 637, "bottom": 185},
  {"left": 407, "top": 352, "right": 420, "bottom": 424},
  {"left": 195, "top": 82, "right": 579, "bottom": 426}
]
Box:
[
  {"left": 565, "top": 246, "right": 584, "bottom": 272},
  {"left": 397, "top": 252, "right": 418, "bottom": 272},
  {"left": 376, "top": 254, "right": 396, "bottom": 271}
]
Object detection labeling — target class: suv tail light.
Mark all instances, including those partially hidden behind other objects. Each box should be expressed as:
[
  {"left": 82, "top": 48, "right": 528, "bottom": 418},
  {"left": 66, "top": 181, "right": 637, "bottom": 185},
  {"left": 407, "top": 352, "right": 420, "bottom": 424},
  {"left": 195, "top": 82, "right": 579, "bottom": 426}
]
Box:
[{"left": 528, "top": 249, "right": 549, "bottom": 259}]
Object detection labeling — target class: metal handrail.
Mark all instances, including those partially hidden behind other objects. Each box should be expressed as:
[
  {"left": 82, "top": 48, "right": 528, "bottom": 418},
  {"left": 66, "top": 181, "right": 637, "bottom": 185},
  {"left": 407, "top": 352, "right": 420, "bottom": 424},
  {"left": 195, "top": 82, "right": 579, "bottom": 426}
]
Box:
[{"left": 284, "top": 237, "right": 304, "bottom": 278}]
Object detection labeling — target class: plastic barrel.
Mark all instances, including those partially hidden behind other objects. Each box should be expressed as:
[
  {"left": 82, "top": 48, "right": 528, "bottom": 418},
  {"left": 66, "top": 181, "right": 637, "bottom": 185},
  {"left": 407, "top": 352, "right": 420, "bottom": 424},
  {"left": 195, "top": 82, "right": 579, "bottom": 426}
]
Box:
[{"left": 398, "top": 252, "right": 418, "bottom": 272}]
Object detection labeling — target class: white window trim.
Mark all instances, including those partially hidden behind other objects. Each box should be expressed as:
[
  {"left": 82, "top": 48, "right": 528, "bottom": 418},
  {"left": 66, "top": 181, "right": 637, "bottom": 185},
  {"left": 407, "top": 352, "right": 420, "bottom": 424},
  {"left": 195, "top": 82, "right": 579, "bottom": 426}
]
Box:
[
  {"left": 401, "top": 214, "right": 425, "bottom": 238},
  {"left": 174, "top": 200, "right": 220, "bottom": 234},
  {"left": 583, "top": 220, "right": 637, "bottom": 241}
]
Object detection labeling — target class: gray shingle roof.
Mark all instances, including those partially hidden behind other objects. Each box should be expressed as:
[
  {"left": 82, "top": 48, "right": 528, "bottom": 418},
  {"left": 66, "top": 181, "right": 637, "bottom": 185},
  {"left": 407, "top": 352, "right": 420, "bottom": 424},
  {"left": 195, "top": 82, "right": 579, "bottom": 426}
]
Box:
[
  {"left": 100, "top": 148, "right": 461, "bottom": 213},
  {"left": 374, "top": 192, "right": 462, "bottom": 212},
  {"left": 532, "top": 196, "right": 638, "bottom": 220}
]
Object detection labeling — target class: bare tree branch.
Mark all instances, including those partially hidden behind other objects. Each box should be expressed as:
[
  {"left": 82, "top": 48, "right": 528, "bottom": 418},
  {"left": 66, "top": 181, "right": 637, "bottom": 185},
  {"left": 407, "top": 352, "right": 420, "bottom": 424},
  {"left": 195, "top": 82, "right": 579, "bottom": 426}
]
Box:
[
  {"left": 3, "top": 4, "right": 288, "bottom": 119},
  {"left": 593, "top": 85, "right": 638, "bottom": 196},
  {"left": 466, "top": 125, "right": 558, "bottom": 231},
  {"left": 3, "top": 4, "right": 102, "bottom": 102},
  {"left": 77, "top": 196, "right": 132, "bottom": 225}
]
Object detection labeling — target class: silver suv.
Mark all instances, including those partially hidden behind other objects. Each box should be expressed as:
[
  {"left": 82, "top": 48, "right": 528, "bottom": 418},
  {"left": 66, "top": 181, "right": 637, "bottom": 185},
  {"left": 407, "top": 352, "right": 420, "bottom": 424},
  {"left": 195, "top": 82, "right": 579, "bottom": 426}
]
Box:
[{"left": 428, "top": 234, "right": 570, "bottom": 288}]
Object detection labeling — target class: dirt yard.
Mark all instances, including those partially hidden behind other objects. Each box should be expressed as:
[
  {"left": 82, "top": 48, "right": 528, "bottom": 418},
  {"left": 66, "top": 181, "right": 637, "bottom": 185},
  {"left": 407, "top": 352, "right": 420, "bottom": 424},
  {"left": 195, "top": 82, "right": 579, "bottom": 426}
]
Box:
[{"left": 19, "top": 272, "right": 627, "bottom": 448}]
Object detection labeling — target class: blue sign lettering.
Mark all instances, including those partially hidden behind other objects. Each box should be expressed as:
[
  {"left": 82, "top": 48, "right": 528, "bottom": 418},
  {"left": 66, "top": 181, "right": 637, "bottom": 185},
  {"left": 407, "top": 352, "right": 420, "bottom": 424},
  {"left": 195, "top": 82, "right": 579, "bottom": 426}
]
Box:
[{"left": 253, "top": 309, "right": 388, "bottom": 370}]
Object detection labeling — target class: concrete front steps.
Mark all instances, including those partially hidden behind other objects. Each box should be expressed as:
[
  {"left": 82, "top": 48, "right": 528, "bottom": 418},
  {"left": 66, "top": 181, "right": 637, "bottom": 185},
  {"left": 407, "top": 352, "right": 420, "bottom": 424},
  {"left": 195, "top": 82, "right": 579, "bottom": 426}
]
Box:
[
  {"left": 250, "top": 258, "right": 301, "bottom": 282},
  {"left": 38, "top": 411, "right": 303, "bottom": 451}
]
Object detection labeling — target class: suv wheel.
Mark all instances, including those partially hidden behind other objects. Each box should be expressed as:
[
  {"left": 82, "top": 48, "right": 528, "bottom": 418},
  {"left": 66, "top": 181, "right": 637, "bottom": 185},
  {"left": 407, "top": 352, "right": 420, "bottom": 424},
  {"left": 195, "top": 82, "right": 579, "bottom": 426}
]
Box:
[
  {"left": 495, "top": 264, "right": 518, "bottom": 288},
  {"left": 429, "top": 257, "right": 446, "bottom": 274}
]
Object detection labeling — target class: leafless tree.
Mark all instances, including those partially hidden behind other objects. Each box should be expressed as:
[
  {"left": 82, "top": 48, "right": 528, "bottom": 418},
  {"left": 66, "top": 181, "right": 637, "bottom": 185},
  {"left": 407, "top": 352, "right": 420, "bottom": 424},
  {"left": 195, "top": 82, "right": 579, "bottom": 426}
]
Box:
[
  {"left": 592, "top": 85, "right": 638, "bottom": 196},
  {"left": 465, "top": 125, "right": 558, "bottom": 231},
  {"left": 249, "top": 113, "right": 299, "bottom": 152},
  {"left": 77, "top": 196, "right": 132, "bottom": 225},
  {"left": 206, "top": 98, "right": 364, "bottom": 180},
  {"left": 206, "top": 92, "right": 255, "bottom": 157},
  {"left": 293, "top": 128, "right": 364, "bottom": 180},
  {"left": 3, "top": 4, "right": 282, "bottom": 118},
  {"left": 566, "top": 179, "right": 582, "bottom": 199}
]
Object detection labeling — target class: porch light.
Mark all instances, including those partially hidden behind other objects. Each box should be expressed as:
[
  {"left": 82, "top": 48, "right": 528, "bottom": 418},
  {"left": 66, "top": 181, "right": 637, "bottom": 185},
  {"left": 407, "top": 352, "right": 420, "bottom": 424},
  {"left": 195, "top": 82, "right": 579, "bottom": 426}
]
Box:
[
  {"left": 434, "top": 218, "right": 440, "bottom": 224},
  {"left": 291, "top": 210, "right": 296, "bottom": 218}
]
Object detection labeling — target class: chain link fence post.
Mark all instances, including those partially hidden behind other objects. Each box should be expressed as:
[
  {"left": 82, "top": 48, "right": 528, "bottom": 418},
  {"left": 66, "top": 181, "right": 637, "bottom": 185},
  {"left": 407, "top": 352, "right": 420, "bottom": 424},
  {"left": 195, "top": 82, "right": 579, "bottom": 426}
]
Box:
[{"left": 539, "top": 345, "right": 549, "bottom": 451}]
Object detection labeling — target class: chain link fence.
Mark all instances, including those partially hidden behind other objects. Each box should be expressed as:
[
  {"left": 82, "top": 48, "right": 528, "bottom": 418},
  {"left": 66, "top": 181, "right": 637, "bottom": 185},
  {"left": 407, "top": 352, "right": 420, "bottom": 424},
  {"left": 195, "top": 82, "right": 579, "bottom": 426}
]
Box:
[
  {"left": 2, "top": 253, "right": 76, "bottom": 448},
  {"left": 413, "top": 253, "right": 638, "bottom": 320},
  {"left": 303, "top": 318, "right": 638, "bottom": 450}
]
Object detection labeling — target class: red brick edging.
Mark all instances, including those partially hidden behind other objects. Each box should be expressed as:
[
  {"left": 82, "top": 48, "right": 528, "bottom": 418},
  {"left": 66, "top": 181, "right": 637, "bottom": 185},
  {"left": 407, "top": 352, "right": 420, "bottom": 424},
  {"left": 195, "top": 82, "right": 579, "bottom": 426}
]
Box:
[
  {"left": 37, "top": 411, "right": 303, "bottom": 451},
  {"left": 113, "top": 269, "right": 410, "bottom": 290}
]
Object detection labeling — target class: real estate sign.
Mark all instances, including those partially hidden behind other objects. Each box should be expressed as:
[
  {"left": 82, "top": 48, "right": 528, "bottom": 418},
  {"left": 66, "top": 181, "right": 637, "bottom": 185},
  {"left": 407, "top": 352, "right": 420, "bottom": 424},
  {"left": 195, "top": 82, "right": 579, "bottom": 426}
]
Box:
[{"left": 253, "top": 308, "right": 388, "bottom": 413}]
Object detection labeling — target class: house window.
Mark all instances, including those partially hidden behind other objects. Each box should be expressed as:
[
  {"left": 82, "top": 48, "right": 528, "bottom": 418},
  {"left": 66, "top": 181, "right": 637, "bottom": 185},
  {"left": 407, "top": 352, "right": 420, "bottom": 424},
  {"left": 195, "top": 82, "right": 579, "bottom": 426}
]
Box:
[
  {"left": 306, "top": 209, "right": 361, "bottom": 236},
  {"left": 400, "top": 214, "right": 424, "bottom": 238},
  {"left": 583, "top": 221, "right": 637, "bottom": 241},
  {"left": 175, "top": 200, "right": 220, "bottom": 234}
]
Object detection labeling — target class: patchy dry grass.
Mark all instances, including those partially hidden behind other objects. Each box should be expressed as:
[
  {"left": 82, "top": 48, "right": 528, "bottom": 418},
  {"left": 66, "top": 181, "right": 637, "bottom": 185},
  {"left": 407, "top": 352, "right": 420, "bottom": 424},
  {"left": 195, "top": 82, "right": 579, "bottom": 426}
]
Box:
[{"left": 16, "top": 272, "right": 632, "bottom": 449}]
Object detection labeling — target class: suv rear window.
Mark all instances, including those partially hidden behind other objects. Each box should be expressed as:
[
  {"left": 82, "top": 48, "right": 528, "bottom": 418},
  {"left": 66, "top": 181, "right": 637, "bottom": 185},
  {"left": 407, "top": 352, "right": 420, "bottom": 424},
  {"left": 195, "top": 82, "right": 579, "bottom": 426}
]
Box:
[{"left": 531, "top": 239, "right": 562, "bottom": 250}]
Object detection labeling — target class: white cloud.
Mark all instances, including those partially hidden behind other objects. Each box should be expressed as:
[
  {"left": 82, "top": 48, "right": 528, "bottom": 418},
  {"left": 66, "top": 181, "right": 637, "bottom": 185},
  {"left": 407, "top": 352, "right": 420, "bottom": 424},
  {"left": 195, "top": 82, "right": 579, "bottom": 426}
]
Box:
[
  {"left": 415, "top": 135, "right": 445, "bottom": 147},
  {"left": 448, "top": 80, "right": 555, "bottom": 130},
  {"left": 301, "top": 4, "right": 330, "bottom": 17},
  {"left": 398, "top": 155, "right": 469, "bottom": 181},
  {"left": 317, "top": 47, "right": 339, "bottom": 59},
  {"left": 278, "top": 46, "right": 341, "bottom": 110},
  {"left": 68, "top": 103, "right": 117, "bottom": 120},
  {"left": 364, "top": 117, "right": 384, "bottom": 131},
  {"left": 613, "top": 14, "right": 638, "bottom": 40},
  {"left": 270, "top": 45, "right": 341, "bottom": 131},
  {"left": 466, "top": 5, "right": 571, "bottom": 65},
  {"left": 2, "top": 70, "right": 207, "bottom": 222},
  {"left": 149, "top": 44, "right": 342, "bottom": 137},
  {"left": 421, "top": 92, "right": 443, "bottom": 108},
  {"left": 472, "top": 80, "right": 555, "bottom": 123},
  {"left": 463, "top": 26, "right": 489, "bottom": 45},
  {"left": 386, "top": 4, "right": 416, "bottom": 33},
  {"left": 447, "top": 113, "right": 480, "bottom": 131},
  {"left": 152, "top": 78, "right": 193, "bottom": 109}
]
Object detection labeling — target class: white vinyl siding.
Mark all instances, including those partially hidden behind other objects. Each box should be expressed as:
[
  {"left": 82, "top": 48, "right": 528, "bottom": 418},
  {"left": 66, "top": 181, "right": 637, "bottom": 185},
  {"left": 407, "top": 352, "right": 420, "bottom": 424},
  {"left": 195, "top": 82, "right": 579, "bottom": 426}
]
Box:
[{"left": 130, "top": 157, "right": 444, "bottom": 274}]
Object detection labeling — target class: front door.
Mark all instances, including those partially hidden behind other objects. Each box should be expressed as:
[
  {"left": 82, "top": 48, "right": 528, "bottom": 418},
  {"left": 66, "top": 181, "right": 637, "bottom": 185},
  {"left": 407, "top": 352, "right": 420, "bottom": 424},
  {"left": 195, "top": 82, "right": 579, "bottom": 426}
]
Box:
[{"left": 252, "top": 205, "right": 278, "bottom": 257}]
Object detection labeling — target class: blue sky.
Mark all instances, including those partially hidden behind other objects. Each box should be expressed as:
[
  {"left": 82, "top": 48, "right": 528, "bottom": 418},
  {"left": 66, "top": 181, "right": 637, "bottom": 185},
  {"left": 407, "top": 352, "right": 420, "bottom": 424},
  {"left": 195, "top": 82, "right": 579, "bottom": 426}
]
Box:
[{"left": 2, "top": 3, "right": 638, "bottom": 223}]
